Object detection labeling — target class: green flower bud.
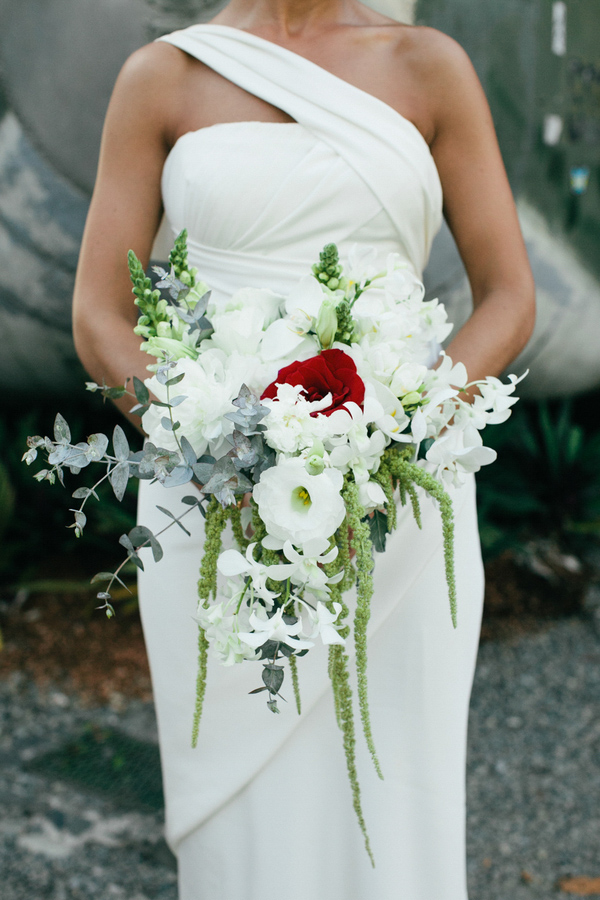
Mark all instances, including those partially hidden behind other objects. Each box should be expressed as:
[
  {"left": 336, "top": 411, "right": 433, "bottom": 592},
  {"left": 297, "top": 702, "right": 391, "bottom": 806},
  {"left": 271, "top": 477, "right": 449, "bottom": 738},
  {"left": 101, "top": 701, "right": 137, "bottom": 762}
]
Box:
[
  {"left": 316, "top": 298, "right": 338, "bottom": 349},
  {"left": 179, "top": 270, "right": 192, "bottom": 286},
  {"left": 401, "top": 391, "right": 422, "bottom": 408},
  {"left": 305, "top": 454, "right": 325, "bottom": 476},
  {"left": 327, "top": 277, "right": 340, "bottom": 291},
  {"left": 307, "top": 438, "right": 325, "bottom": 458}
]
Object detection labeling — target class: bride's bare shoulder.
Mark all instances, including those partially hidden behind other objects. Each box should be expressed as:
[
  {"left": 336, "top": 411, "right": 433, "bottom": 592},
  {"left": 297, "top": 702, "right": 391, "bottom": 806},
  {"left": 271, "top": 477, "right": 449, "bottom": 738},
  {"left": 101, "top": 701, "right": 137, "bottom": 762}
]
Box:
[
  {"left": 395, "top": 25, "right": 480, "bottom": 96},
  {"left": 109, "top": 41, "right": 197, "bottom": 139}
]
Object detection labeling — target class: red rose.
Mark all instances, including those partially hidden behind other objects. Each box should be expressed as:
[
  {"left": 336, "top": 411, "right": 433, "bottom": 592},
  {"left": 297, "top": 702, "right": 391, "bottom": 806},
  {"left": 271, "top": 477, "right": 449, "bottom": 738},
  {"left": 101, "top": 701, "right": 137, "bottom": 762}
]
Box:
[{"left": 261, "top": 349, "right": 365, "bottom": 417}]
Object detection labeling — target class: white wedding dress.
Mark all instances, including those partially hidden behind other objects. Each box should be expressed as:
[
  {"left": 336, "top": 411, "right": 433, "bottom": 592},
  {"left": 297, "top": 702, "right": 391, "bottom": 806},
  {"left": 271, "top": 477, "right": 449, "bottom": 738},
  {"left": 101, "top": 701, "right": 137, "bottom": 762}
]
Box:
[{"left": 137, "top": 24, "right": 484, "bottom": 900}]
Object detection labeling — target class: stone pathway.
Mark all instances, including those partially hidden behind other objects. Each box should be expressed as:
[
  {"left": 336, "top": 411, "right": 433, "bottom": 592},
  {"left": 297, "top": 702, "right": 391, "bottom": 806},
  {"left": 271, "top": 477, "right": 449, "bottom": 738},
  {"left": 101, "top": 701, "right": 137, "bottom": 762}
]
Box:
[{"left": 1, "top": 612, "right": 599, "bottom": 899}]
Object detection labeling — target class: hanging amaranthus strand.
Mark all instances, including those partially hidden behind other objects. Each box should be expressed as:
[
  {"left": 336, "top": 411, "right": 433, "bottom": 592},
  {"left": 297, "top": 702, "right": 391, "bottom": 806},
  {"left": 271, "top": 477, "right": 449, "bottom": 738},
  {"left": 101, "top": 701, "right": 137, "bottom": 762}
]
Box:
[
  {"left": 343, "top": 479, "right": 383, "bottom": 781},
  {"left": 389, "top": 453, "right": 457, "bottom": 627},
  {"left": 192, "top": 498, "right": 230, "bottom": 748}
]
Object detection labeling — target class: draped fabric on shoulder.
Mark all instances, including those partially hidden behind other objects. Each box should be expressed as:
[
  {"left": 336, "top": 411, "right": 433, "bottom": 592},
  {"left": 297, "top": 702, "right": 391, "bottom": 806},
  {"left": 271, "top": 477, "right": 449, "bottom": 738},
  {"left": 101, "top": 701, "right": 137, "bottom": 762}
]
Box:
[{"left": 157, "top": 24, "right": 442, "bottom": 276}]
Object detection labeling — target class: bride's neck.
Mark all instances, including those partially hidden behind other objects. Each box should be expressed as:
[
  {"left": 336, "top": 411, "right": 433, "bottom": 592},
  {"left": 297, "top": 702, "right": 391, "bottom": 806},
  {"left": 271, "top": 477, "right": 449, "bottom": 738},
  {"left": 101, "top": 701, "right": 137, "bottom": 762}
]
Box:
[{"left": 215, "top": 0, "right": 363, "bottom": 36}]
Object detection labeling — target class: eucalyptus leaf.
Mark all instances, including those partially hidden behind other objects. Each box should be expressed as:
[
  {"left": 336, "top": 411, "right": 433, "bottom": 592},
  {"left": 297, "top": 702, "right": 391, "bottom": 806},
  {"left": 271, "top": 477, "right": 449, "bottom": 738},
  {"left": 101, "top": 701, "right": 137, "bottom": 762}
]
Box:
[
  {"left": 90, "top": 572, "right": 115, "bottom": 584},
  {"left": 192, "top": 462, "right": 215, "bottom": 483},
  {"left": 119, "top": 533, "right": 144, "bottom": 570},
  {"left": 128, "top": 525, "right": 164, "bottom": 562},
  {"left": 87, "top": 433, "right": 109, "bottom": 460},
  {"left": 179, "top": 436, "right": 197, "bottom": 467},
  {"left": 112, "top": 425, "right": 130, "bottom": 462},
  {"left": 53, "top": 412, "right": 71, "bottom": 444},
  {"left": 156, "top": 505, "right": 192, "bottom": 536},
  {"left": 165, "top": 373, "right": 185, "bottom": 387},
  {"left": 163, "top": 465, "right": 193, "bottom": 488},
  {"left": 110, "top": 462, "right": 130, "bottom": 502},
  {"left": 133, "top": 376, "right": 150, "bottom": 405}
]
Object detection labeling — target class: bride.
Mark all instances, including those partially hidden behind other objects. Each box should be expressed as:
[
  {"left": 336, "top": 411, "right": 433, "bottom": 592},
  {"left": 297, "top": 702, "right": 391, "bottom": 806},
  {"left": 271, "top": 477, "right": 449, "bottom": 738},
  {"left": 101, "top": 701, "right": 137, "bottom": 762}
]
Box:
[{"left": 72, "top": 2, "right": 535, "bottom": 898}]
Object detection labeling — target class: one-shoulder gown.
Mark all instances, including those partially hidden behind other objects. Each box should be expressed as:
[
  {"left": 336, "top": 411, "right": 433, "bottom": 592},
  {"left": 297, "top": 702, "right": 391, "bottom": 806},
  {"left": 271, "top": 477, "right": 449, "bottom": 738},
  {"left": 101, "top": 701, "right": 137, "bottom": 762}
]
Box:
[{"left": 137, "top": 24, "right": 484, "bottom": 900}]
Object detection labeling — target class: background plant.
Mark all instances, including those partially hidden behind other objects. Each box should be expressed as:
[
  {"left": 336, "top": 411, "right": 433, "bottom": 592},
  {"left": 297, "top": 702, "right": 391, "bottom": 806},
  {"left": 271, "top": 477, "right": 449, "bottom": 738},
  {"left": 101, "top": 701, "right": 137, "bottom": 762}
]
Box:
[{"left": 476, "top": 393, "right": 600, "bottom": 565}]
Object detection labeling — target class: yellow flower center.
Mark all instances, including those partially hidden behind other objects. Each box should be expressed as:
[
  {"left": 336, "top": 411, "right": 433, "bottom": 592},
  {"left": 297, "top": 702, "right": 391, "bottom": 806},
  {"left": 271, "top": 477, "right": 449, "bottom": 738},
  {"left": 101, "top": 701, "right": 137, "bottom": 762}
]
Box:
[{"left": 291, "top": 486, "right": 313, "bottom": 512}]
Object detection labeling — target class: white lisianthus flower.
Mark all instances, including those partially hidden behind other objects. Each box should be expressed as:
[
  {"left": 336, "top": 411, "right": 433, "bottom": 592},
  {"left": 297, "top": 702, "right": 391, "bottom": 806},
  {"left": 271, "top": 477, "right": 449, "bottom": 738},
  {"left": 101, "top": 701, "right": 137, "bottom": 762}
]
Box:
[
  {"left": 253, "top": 456, "right": 345, "bottom": 551},
  {"left": 207, "top": 306, "right": 273, "bottom": 356},
  {"left": 260, "top": 276, "right": 325, "bottom": 361},
  {"left": 237, "top": 607, "right": 314, "bottom": 651}
]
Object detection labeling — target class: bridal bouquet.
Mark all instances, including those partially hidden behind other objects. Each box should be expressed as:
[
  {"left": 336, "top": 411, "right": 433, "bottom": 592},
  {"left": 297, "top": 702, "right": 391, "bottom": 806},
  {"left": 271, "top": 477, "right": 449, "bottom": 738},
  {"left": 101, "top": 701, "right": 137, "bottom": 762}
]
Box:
[{"left": 25, "top": 232, "right": 523, "bottom": 861}]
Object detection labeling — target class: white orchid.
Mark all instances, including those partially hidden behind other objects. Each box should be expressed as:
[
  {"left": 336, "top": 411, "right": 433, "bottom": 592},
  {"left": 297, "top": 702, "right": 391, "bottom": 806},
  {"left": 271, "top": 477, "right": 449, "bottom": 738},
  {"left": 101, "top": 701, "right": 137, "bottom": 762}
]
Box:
[
  {"left": 276, "top": 538, "right": 343, "bottom": 595},
  {"left": 426, "top": 425, "right": 497, "bottom": 486},
  {"left": 302, "top": 600, "right": 346, "bottom": 646},
  {"left": 217, "top": 544, "right": 285, "bottom": 606},
  {"left": 237, "top": 607, "right": 314, "bottom": 652},
  {"left": 196, "top": 595, "right": 259, "bottom": 667}
]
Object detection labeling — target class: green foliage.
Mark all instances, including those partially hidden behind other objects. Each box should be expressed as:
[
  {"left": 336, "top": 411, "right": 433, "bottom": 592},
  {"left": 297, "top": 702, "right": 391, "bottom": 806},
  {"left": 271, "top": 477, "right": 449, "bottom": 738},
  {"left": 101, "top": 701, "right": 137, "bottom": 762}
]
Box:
[{"left": 476, "top": 398, "right": 600, "bottom": 560}]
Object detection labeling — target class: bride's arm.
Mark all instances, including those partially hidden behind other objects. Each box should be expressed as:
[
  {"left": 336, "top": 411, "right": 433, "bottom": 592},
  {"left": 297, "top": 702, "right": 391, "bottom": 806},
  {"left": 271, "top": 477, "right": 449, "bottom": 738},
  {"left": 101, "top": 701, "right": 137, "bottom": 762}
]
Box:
[
  {"left": 72, "top": 43, "right": 184, "bottom": 426},
  {"left": 418, "top": 30, "right": 536, "bottom": 382}
]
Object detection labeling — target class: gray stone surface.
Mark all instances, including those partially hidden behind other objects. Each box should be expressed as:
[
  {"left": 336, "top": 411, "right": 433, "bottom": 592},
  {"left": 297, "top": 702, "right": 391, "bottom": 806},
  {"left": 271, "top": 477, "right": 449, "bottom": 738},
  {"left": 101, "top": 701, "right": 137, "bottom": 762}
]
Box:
[{"left": 1, "top": 613, "right": 599, "bottom": 898}]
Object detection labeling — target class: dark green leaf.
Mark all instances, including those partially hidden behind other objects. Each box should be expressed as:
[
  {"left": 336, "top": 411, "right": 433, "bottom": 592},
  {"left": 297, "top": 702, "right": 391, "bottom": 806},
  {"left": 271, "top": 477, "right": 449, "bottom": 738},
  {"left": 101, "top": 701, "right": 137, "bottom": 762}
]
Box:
[
  {"left": 262, "top": 664, "right": 285, "bottom": 695},
  {"left": 367, "top": 509, "right": 389, "bottom": 553}
]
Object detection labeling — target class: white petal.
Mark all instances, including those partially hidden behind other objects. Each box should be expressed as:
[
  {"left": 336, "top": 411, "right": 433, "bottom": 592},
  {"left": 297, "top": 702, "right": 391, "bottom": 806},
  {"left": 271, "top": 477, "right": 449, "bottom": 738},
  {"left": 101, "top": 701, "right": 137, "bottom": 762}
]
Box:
[{"left": 217, "top": 549, "right": 250, "bottom": 577}]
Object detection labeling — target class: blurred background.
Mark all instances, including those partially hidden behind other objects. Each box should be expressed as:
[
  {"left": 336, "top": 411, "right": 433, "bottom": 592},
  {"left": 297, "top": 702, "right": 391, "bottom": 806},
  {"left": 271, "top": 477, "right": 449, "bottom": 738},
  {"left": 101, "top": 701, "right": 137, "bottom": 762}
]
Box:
[{"left": 0, "top": 2, "right": 599, "bottom": 899}]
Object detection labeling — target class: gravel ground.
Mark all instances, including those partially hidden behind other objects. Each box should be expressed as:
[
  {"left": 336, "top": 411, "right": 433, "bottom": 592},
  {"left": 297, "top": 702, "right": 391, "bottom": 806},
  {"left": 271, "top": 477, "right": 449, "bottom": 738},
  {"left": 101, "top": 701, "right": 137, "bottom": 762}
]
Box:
[{"left": 1, "top": 611, "right": 599, "bottom": 900}]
